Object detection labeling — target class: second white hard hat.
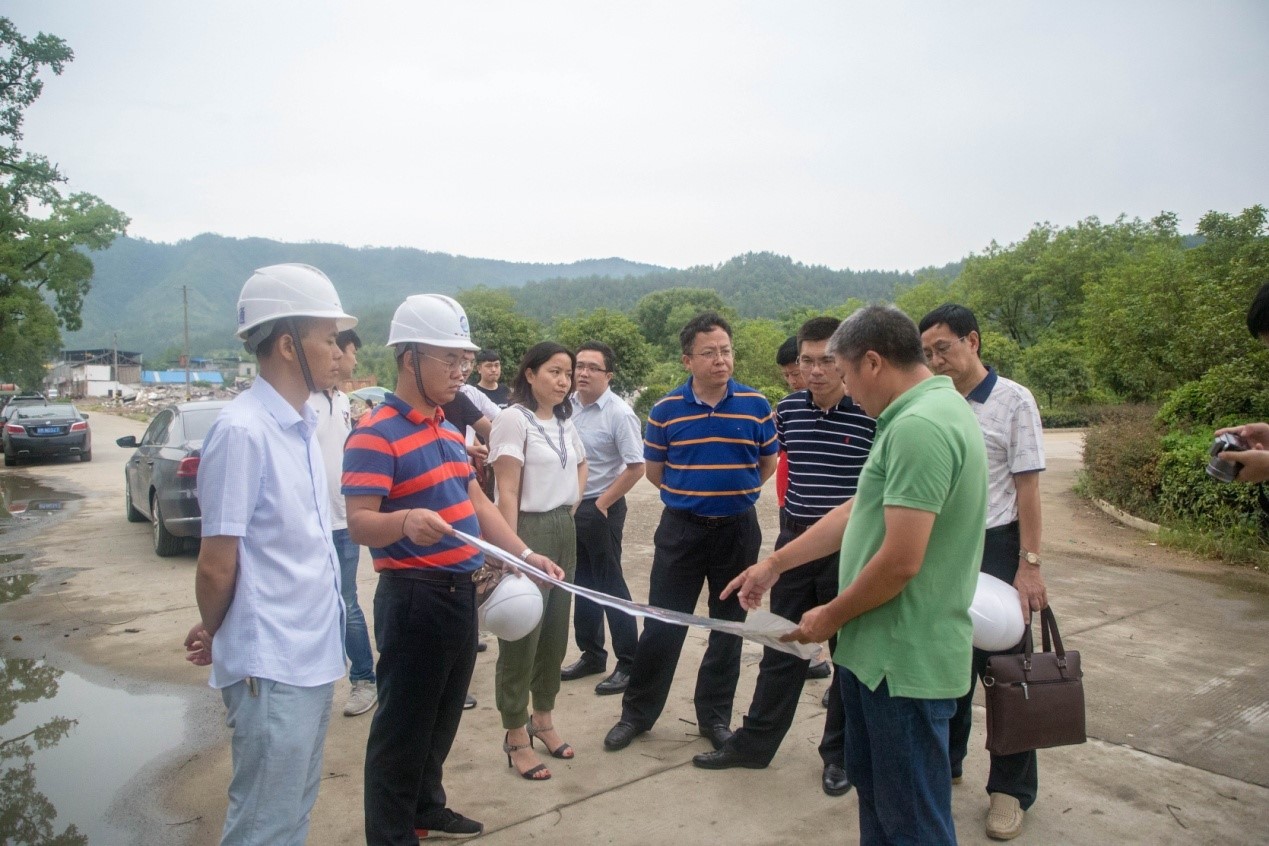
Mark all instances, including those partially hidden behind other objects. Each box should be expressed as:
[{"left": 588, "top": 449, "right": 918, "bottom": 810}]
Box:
[
  {"left": 478, "top": 573, "right": 543, "bottom": 642},
  {"left": 236, "top": 263, "right": 357, "bottom": 348},
  {"left": 969, "top": 572, "right": 1026, "bottom": 652},
  {"left": 387, "top": 294, "right": 480, "bottom": 351}
]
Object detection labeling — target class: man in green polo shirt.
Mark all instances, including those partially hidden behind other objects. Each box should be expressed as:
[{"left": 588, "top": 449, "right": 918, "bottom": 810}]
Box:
[{"left": 724, "top": 305, "right": 987, "bottom": 845}]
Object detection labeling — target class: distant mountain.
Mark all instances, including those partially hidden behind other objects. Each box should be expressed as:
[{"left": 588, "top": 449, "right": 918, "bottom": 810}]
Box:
[{"left": 65, "top": 234, "right": 665, "bottom": 358}]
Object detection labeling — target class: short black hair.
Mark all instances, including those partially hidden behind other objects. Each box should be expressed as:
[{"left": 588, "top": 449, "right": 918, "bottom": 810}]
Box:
[
  {"left": 679, "top": 311, "right": 733, "bottom": 355},
  {"left": 776, "top": 336, "right": 798, "bottom": 367},
  {"left": 476, "top": 349, "right": 501, "bottom": 364},
  {"left": 831, "top": 305, "right": 926, "bottom": 368},
  {"left": 1248, "top": 282, "right": 1269, "bottom": 338},
  {"left": 796, "top": 316, "right": 841, "bottom": 350},
  {"left": 336, "top": 329, "right": 361, "bottom": 351},
  {"left": 917, "top": 303, "right": 980, "bottom": 339},
  {"left": 577, "top": 340, "right": 616, "bottom": 372}
]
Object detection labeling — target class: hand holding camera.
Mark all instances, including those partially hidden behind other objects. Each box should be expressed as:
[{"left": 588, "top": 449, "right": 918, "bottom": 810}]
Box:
[{"left": 1210, "top": 423, "right": 1269, "bottom": 484}]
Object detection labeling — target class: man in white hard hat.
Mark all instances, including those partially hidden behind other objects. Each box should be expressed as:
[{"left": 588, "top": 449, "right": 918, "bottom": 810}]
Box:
[
  {"left": 343, "top": 293, "right": 565, "bottom": 845},
  {"left": 919, "top": 304, "right": 1047, "bottom": 841},
  {"left": 183, "top": 263, "right": 356, "bottom": 845}
]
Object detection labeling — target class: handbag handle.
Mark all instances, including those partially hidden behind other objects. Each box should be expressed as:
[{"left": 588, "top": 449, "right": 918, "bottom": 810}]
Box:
[{"left": 1039, "top": 606, "right": 1066, "bottom": 658}]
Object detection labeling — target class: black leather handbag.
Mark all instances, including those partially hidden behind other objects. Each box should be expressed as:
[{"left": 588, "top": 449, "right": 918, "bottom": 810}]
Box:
[{"left": 982, "top": 606, "right": 1086, "bottom": 756}]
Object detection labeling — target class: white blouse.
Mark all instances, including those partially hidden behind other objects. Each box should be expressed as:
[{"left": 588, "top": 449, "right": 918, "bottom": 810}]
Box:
[{"left": 488, "top": 405, "right": 586, "bottom": 513}]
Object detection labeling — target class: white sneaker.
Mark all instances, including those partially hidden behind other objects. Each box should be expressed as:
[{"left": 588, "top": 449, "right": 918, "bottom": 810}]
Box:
[
  {"left": 986, "top": 792, "right": 1024, "bottom": 840},
  {"left": 343, "top": 680, "right": 377, "bottom": 717}
]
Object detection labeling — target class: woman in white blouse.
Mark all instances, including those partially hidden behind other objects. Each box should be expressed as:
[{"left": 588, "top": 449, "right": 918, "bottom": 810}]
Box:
[{"left": 488, "top": 342, "right": 587, "bottom": 781}]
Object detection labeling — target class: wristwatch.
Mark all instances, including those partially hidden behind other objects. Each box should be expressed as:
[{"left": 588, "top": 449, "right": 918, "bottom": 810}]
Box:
[{"left": 1020, "top": 549, "right": 1040, "bottom": 566}]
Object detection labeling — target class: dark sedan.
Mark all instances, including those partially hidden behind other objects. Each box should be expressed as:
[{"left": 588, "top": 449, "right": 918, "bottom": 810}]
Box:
[
  {"left": 116, "top": 400, "right": 228, "bottom": 556},
  {"left": 3, "top": 405, "right": 92, "bottom": 466}
]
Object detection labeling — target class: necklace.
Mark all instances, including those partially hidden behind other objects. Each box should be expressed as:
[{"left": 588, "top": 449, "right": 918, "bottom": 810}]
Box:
[{"left": 517, "top": 406, "right": 568, "bottom": 469}]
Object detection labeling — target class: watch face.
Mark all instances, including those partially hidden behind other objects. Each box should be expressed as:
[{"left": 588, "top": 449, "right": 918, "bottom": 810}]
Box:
[{"left": 1024, "top": 552, "right": 1040, "bottom": 564}]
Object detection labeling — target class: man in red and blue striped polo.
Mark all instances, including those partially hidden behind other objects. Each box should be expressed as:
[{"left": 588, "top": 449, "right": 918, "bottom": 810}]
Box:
[
  {"left": 344, "top": 294, "right": 563, "bottom": 845},
  {"left": 603, "top": 311, "right": 779, "bottom": 753}
]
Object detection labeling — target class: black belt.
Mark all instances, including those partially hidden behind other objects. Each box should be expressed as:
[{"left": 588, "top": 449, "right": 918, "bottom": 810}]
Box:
[
  {"left": 666, "top": 506, "right": 750, "bottom": 528},
  {"left": 784, "top": 515, "right": 818, "bottom": 535},
  {"left": 380, "top": 567, "right": 475, "bottom": 584},
  {"left": 985, "top": 520, "right": 1020, "bottom": 537}
]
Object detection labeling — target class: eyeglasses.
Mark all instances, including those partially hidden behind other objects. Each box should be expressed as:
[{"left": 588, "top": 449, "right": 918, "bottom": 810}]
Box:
[
  {"left": 420, "top": 352, "right": 474, "bottom": 376},
  {"left": 923, "top": 336, "right": 968, "bottom": 362},
  {"left": 797, "top": 355, "right": 837, "bottom": 370},
  {"left": 689, "top": 347, "right": 734, "bottom": 361},
  {"left": 574, "top": 363, "right": 610, "bottom": 374}
]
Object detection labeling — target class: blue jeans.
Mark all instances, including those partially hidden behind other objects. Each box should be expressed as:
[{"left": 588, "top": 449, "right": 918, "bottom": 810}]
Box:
[
  {"left": 333, "top": 528, "right": 375, "bottom": 682},
  {"left": 220, "top": 678, "right": 334, "bottom": 846},
  {"left": 838, "top": 668, "right": 957, "bottom": 846}
]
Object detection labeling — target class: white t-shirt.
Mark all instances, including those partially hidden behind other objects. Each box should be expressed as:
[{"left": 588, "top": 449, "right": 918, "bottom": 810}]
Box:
[
  {"left": 488, "top": 405, "right": 585, "bottom": 513},
  {"left": 307, "top": 388, "right": 353, "bottom": 530},
  {"left": 966, "top": 370, "right": 1045, "bottom": 529}
]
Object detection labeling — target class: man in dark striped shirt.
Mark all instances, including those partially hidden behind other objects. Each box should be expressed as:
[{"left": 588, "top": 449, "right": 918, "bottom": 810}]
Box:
[
  {"left": 603, "top": 311, "right": 779, "bottom": 754},
  {"left": 694, "top": 316, "right": 876, "bottom": 799}
]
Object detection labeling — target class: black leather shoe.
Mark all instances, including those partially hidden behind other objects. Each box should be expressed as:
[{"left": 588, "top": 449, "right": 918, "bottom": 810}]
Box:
[
  {"left": 594, "top": 670, "right": 630, "bottom": 695},
  {"left": 464, "top": 693, "right": 477, "bottom": 710},
  {"left": 821, "top": 686, "right": 831, "bottom": 708},
  {"left": 701, "top": 723, "right": 734, "bottom": 751},
  {"left": 604, "top": 721, "right": 644, "bottom": 751},
  {"left": 692, "top": 745, "right": 768, "bottom": 770},
  {"left": 561, "top": 657, "right": 606, "bottom": 681},
  {"left": 822, "top": 764, "right": 852, "bottom": 796},
  {"left": 806, "top": 660, "right": 831, "bottom": 680}
]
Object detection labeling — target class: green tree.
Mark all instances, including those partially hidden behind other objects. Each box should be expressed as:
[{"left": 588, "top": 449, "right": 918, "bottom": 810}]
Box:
[
  {"left": 0, "top": 19, "right": 129, "bottom": 390},
  {"left": 1018, "top": 339, "right": 1092, "bottom": 407},
  {"left": 893, "top": 273, "right": 961, "bottom": 323},
  {"left": 731, "top": 318, "right": 787, "bottom": 405},
  {"left": 455, "top": 287, "right": 543, "bottom": 371},
  {"left": 633, "top": 288, "right": 728, "bottom": 353},
  {"left": 553, "top": 308, "right": 654, "bottom": 396}
]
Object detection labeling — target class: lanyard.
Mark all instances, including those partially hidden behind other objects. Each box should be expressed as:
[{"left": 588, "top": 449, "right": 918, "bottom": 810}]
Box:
[{"left": 517, "top": 406, "right": 568, "bottom": 469}]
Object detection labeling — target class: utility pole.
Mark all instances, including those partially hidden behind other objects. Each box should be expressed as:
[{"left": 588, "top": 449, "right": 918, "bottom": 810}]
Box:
[
  {"left": 183, "top": 285, "right": 191, "bottom": 400},
  {"left": 112, "top": 331, "right": 118, "bottom": 399}
]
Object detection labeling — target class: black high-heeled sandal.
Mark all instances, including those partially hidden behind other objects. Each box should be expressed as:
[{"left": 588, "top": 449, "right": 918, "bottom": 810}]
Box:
[
  {"left": 504, "top": 732, "right": 550, "bottom": 780},
  {"left": 526, "top": 718, "right": 575, "bottom": 760}
]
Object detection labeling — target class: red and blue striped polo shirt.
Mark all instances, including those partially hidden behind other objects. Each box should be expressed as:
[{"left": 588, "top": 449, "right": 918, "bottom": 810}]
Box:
[
  {"left": 342, "top": 392, "right": 483, "bottom": 573},
  {"left": 644, "top": 377, "right": 778, "bottom": 517}
]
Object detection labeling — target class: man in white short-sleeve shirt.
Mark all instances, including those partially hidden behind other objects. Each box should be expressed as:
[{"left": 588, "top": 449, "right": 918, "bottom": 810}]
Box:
[
  {"left": 184, "top": 264, "right": 356, "bottom": 846},
  {"left": 920, "top": 303, "right": 1048, "bottom": 842}
]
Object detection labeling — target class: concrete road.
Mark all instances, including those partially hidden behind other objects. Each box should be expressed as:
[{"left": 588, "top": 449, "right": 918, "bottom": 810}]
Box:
[{"left": 1, "top": 413, "right": 1266, "bottom": 844}]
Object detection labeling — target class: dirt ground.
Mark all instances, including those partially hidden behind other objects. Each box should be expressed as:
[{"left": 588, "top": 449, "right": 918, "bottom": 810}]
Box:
[{"left": 1, "top": 411, "right": 1266, "bottom": 845}]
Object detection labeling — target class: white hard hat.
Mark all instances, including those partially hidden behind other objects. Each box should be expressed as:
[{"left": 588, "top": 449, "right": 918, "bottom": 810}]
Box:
[
  {"left": 478, "top": 573, "right": 543, "bottom": 641},
  {"left": 969, "top": 572, "right": 1026, "bottom": 652},
  {"left": 236, "top": 263, "right": 357, "bottom": 346},
  {"left": 387, "top": 294, "right": 480, "bottom": 351}
]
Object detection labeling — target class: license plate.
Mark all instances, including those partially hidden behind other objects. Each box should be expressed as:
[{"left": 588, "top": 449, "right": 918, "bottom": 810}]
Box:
[
  {"left": 34, "top": 502, "right": 63, "bottom": 511},
  {"left": 35, "top": 426, "right": 63, "bottom": 435}
]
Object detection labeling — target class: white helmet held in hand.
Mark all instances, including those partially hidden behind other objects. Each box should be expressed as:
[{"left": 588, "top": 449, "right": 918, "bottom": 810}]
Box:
[
  {"left": 237, "top": 263, "right": 357, "bottom": 351},
  {"left": 969, "top": 572, "right": 1026, "bottom": 652},
  {"left": 387, "top": 294, "right": 480, "bottom": 351},
  {"left": 479, "top": 573, "right": 543, "bottom": 641}
]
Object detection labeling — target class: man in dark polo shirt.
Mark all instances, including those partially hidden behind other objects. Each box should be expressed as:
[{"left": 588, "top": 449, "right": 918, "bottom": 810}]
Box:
[
  {"left": 603, "top": 311, "right": 779, "bottom": 753},
  {"left": 344, "top": 294, "right": 563, "bottom": 846},
  {"left": 693, "top": 316, "right": 875, "bottom": 798}
]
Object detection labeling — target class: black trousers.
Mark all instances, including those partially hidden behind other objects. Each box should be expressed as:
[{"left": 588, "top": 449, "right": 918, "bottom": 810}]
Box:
[
  {"left": 572, "top": 497, "right": 638, "bottom": 671},
  {"left": 620, "top": 506, "right": 760, "bottom": 731},
  {"left": 364, "top": 574, "right": 477, "bottom": 845},
  {"left": 948, "top": 520, "right": 1039, "bottom": 809},
  {"left": 729, "top": 519, "right": 846, "bottom": 766}
]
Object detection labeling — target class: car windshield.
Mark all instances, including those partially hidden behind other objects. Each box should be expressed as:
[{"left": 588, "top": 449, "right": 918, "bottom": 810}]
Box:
[
  {"left": 181, "top": 407, "right": 223, "bottom": 441},
  {"left": 15, "top": 406, "right": 78, "bottom": 421}
]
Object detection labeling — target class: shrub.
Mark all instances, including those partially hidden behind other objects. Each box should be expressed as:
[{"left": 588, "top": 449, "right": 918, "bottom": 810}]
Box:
[
  {"left": 1081, "top": 406, "right": 1164, "bottom": 520},
  {"left": 1156, "top": 430, "right": 1265, "bottom": 543},
  {"left": 1156, "top": 357, "right": 1269, "bottom": 430}
]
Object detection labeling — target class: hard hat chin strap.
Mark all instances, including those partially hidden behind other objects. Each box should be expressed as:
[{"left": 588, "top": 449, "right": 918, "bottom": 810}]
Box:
[
  {"left": 288, "top": 317, "right": 318, "bottom": 393},
  {"left": 412, "top": 343, "right": 442, "bottom": 411}
]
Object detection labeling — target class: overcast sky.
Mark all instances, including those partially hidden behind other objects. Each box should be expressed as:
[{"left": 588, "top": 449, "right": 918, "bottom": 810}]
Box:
[{"left": 7, "top": 1, "right": 1268, "bottom": 272}]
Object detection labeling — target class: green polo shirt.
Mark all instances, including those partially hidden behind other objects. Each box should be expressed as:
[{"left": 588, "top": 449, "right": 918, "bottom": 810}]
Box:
[{"left": 832, "top": 375, "right": 987, "bottom": 699}]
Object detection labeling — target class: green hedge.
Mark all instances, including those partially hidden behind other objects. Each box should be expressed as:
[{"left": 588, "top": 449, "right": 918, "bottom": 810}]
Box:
[
  {"left": 1081, "top": 406, "right": 1163, "bottom": 520},
  {"left": 1156, "top": 431, "right": 1264, "bottom": 540}
]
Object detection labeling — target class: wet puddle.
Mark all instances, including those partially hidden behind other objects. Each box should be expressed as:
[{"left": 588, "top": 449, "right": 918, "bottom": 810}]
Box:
[
  {"left": 0, "top": 655, "right": 187, "bottom": 844},
  {"left": 0, "top": 474, "right": 82, "bottom": 532}
]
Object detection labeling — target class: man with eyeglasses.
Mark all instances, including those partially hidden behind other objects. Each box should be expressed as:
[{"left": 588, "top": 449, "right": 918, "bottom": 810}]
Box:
[
  {"left": 919, "top": 303, "right": 1048, "bottom": 841},
  {"left": 604, "top": 312, "right": 778, "bottom": 754},
  {"left": 344, "top": 294, "right": 565, "bottom": 843},
  {"left": 560, "top": 341, "right": 644, "bottom": 695},
  {"left": 694, "top": 316, "right": 875, "bottom": 798}
]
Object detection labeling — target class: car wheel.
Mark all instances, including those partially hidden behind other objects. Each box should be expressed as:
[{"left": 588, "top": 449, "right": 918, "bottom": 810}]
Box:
[
  {"left": 3, "top": 452, "right": 13, "bottom": 467},
  {"left": 125, "top": 481, "right": 146, "bottom": 523},
  {"left": 152, "top": 495, "right": 184, "bottom": 557},
  {"left": 80, "top": 450, "right": 92, "bottom": 463}
]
